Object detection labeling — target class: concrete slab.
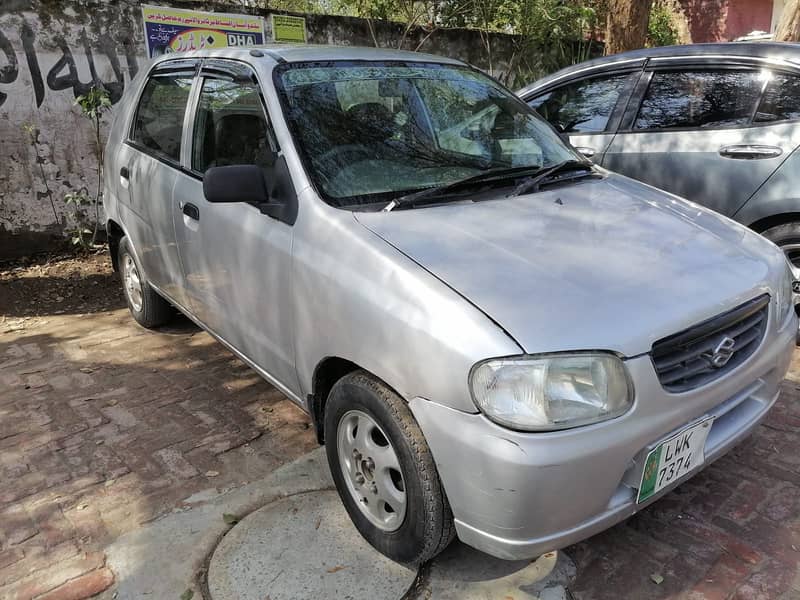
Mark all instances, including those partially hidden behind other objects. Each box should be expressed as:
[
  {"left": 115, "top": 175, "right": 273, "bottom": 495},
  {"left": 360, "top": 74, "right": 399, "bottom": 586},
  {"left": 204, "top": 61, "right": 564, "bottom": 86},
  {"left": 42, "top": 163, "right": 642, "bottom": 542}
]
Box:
[
  {"left": 207, "top": 491, "right": 417, "bottom": 600},
  {"left": 103, "top": 444, "right": 575, "bottom": 600},
  {"left": 423, "top": 544, "right": 575, "bottom": 600},
  {"left": 102, "top": 448, "right": 333, "bottom": 600}
]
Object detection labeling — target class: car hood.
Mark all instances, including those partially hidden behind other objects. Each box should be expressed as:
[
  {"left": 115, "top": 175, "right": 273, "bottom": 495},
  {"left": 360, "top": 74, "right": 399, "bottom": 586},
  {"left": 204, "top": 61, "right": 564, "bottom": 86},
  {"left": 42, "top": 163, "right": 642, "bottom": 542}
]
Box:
[{"left": 355, "top": 174, "right": 781, "bottom": 357}]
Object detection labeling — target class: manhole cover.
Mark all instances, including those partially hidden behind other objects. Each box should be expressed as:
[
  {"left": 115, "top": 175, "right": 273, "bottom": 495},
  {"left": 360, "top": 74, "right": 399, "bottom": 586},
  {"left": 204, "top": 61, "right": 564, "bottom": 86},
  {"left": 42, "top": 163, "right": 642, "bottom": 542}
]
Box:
[{"left": 207, "top": 490, "right": 417, "bottom": 600}]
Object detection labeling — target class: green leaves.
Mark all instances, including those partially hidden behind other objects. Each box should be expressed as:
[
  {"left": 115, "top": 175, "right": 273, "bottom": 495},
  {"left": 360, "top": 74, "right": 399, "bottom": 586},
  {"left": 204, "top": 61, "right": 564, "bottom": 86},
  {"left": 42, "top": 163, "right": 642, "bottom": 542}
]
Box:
[
  {"left": 74, "top": 86, "right": 112, "bottom": 121},
  {"left": 64, "top": 191, "right": 90, "bottom": 206},
  {"left": 223, "top": 513, "right": 240, "bottom": 525},
  {"left": 647, "top": 2, "right": 678, "bottom": 47}
]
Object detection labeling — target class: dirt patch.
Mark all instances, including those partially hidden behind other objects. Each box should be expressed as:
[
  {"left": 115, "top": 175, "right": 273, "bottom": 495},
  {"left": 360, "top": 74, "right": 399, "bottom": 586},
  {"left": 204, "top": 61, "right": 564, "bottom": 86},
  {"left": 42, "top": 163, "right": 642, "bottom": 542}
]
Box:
[{"left": 0, "top": 250, "right": 123, "bottom": 324}]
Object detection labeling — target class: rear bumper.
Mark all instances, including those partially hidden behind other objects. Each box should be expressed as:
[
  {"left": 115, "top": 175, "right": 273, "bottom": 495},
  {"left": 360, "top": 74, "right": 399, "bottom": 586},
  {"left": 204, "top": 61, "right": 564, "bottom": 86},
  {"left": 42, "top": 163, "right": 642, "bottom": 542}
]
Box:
[{"left": 409, "top": 312, "right": 796, "bottom": 560}]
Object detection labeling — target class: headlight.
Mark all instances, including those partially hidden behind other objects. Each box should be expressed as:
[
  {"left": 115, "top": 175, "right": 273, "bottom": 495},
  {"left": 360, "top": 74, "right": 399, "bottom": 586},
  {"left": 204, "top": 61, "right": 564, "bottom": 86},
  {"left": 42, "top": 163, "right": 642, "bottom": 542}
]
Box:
[
  {"left": 775, "top": 258, "right": 795, "bottom": 319},
  {"left": 470, "top": 353, "right": 632, "bottom": 431}
]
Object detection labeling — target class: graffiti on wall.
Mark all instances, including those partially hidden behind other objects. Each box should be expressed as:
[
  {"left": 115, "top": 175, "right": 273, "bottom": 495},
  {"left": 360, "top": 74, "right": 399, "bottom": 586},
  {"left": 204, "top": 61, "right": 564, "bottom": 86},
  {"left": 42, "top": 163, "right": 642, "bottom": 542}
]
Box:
[{"left": 0, "top": 20, "right": 141, "bottom": 108}]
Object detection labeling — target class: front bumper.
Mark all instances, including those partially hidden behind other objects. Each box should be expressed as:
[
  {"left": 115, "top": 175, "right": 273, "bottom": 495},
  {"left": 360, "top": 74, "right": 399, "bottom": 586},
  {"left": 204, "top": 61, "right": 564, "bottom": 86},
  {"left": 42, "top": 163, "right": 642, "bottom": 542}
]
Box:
[{"left": 409, "top": 312, "right": 796, "bottom": 560}]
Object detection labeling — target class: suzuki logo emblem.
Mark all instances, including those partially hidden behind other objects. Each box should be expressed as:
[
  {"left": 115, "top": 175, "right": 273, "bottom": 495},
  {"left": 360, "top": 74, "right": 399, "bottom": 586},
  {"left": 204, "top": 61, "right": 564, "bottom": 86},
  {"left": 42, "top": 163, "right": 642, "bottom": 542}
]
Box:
[{"left": 703, "top": 336, "right": 736, "bottom": 368}]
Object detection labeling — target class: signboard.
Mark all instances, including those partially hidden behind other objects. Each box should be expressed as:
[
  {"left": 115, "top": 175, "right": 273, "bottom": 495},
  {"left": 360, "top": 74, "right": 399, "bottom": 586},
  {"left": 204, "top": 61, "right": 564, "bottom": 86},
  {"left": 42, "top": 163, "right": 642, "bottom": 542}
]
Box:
[
  {"left": 271, "top": 14, "right": 307, "bottom": 43},
  {"left": 141, "top": 5, "right": 266, "bottom": 58}
]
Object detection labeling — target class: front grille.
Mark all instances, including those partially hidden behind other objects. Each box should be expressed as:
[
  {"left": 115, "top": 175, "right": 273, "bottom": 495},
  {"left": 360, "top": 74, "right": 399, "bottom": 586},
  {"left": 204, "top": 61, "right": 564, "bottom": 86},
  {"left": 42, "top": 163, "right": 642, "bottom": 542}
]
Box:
[{"left": 651, "top": 295, "right": 769, "bottom": 393}]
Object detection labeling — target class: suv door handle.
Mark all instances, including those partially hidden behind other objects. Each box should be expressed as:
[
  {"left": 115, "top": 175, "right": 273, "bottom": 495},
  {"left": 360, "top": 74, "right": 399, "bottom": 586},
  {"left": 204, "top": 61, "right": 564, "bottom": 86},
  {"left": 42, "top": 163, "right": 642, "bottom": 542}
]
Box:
[
  {"left": 182, "top": 202, "right": 200, "bottom": 221},
  {"left": 719, "top": 145, "right": 782, "bottom": 160},
  {"left": 120, "top": 166, "right": 130, "bottom": 180}
]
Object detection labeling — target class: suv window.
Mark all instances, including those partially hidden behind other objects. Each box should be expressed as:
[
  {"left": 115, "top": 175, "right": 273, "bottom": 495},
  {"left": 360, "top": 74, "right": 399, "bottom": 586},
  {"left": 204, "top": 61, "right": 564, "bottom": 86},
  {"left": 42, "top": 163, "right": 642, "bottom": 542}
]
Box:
[
  {"left": 634, "top": 70, "right": 764, "bottom": 131},
  {"left": 755, "top": 72, "right": 800, "bottom": 123},
  {"left": 132, "top": 72, "right": 194, "bottom": 161},
  {"left": 528, "top": 74, "right": 634, "bottom": 134},
  {"left": 192, "top": 77, "right": 273, "bottom": 173}
]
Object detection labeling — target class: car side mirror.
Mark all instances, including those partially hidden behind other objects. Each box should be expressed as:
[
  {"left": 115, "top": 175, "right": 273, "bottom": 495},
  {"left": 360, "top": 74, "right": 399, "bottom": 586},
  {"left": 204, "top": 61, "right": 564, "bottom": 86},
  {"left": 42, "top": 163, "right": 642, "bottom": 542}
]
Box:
[
  {"left": 203, "top": 161, "right": 298, "bottom": 226},
  {"left": 203, "top": 165, "right": 269, "bottom": 205}
]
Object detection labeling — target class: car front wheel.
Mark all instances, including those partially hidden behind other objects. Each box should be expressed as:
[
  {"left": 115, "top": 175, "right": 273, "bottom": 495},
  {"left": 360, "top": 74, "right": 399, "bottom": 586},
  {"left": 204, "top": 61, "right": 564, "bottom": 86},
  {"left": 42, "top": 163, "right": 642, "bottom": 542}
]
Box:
[{"left": 324, "top": 370, "right": 455, "bottom": 565}]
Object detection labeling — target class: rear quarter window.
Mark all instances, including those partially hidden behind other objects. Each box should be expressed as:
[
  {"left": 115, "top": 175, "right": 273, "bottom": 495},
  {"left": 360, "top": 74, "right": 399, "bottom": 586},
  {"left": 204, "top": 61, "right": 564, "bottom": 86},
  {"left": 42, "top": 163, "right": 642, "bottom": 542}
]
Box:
[
  {"left": 131, "top": 73, "right": 194, "bottom": 162},
  {"left": 755, "top": 72, "right": 800, "bottom": 123}
]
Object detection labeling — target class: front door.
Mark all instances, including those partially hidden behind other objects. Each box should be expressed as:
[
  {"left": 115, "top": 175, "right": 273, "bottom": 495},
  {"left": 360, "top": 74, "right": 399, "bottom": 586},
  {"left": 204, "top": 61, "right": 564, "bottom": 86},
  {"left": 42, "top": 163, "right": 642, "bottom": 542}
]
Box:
[
  {"left": 526, "top": 71, "right": 640, "bottom": 163},
  {"left": 603, "top": 67, "right": 800, "bottom": 217},
  {"left": 172, "top": 60, "right": 299, "bottom": 395}
]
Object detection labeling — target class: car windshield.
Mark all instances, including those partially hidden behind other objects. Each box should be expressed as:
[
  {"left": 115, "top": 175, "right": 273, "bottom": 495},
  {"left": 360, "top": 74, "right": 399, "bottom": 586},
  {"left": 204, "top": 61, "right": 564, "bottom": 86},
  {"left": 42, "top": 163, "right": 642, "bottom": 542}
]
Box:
[{"left": 275, "top": 61, "right": 578, "bottom": 208}]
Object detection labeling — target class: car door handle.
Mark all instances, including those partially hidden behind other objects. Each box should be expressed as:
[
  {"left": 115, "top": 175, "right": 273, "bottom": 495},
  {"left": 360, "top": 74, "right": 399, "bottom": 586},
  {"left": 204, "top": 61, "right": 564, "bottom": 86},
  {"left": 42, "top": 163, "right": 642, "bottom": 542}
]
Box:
[
  {"left": 120, "top": 166, "right": 130, "bottom": 180},
  {"left": 718, "top": 145, "right": 783, "bottom": 160},
  {"left": 182, "top": 202, "right": 200, "bottom": 221},
  {"left": 574, "top": 146, "right": 596, "bottom": 158}
]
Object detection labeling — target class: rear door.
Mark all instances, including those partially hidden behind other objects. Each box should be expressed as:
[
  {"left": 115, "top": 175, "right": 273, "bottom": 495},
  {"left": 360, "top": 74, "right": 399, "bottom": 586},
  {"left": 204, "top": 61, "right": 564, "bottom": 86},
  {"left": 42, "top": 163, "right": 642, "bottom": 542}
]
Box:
[
  {"left": 525, "top": 69, "right": 641, "bottom": 162},
  {"left": 122, "top": 59, "right": 197, "bottom": 306},
  {"left": 604, "top": 62, "right": 800, "bottom": 217}
]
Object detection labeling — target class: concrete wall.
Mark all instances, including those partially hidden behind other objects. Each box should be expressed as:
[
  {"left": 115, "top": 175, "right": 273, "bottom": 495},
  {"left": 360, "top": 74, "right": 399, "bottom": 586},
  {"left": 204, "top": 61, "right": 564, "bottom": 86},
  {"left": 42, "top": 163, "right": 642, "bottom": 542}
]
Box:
[{"left": 0, "top": 0, "right": 517, "bottom": 258}]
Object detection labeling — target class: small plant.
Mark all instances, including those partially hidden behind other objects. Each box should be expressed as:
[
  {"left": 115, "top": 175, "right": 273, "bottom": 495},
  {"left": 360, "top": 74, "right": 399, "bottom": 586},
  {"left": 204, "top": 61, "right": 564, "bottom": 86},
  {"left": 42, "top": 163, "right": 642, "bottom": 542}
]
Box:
[
  {"left": 648, "top": 2, "right": 679, "bottom": 47},
  {"left": 64, "top": 189, "right": 94, "bottom": 250},
  {"left": 74, "top": 86, "right": 112, "bottom": 246},
  {"left": 22, "top": 122, "right": 60, "bottom": 227}
]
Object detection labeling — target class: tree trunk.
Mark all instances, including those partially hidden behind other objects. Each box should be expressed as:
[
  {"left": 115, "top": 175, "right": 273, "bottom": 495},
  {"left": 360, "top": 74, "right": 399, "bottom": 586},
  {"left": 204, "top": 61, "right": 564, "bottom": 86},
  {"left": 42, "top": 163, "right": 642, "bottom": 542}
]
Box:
[
  {"left": 605, "top": 0, "right": 651, "bottom": 54},
  {"left": 776, "top": 0, "right": 800, "bottom": 41}
]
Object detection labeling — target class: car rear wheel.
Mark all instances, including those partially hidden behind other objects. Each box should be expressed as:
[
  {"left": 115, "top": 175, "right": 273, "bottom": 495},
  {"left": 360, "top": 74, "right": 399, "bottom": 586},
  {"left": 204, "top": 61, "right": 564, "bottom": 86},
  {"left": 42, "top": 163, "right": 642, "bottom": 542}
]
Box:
[
  {"left": 762, "top": 222, "right": 800, "bottom": 273},
  {"left": 118, "top": 237, "right": 173, "bottom": 328},
  {"left": 761, "top": 223, "right": 800, "bottom": 308},
  {"left": 324, "top": 370, "right": 455, "bottom": 565}
]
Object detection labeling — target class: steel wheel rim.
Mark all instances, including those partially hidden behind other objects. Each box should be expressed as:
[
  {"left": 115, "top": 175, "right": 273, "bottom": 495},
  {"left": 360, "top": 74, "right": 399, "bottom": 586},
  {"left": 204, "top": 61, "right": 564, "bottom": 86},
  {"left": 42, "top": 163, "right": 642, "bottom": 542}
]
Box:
[
  {"left": 122, "top": 254, "right": 143, "bottom": 313},
  {"left": 336, "top": 409, "right": 407, "bottom": 532}
]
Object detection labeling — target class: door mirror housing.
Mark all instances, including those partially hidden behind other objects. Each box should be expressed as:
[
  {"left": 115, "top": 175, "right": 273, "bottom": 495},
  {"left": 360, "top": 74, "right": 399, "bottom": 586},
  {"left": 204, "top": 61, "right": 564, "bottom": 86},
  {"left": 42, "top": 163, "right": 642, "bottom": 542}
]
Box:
[
  {"left": 202, "top": 162, "right": 298, "bottom": 226},
  {"left": 203, "top": 165, "right": 269, "bottom": 205}
]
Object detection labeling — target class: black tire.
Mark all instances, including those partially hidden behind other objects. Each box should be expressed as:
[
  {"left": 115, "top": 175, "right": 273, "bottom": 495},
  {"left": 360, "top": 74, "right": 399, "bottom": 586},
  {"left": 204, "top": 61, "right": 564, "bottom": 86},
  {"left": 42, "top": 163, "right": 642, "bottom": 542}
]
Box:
[
  {"left": 324, "top": 370, "right": 455, "bottom": 565},
  {"left": 760, "top": 222, "right": 800, "bottom": 269},
  {"left": 117, "top": 237, "right": 173, "bottom": 328}
]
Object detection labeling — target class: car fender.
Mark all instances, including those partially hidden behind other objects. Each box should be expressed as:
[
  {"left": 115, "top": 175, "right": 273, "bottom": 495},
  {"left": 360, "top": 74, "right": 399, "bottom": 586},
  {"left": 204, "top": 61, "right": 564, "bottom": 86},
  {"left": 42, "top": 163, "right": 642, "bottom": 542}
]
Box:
[{"left": 291, "top": 192, "right": 523, "bottom": 414}]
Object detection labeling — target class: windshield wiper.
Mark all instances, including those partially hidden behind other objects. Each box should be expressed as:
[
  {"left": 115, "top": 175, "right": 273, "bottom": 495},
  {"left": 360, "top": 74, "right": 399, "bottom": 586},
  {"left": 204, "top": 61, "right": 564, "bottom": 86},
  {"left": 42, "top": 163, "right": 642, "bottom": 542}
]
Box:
[
  {"left": 383, "top": 165, "right": 546, "bottom": 212},
  {"left": 507, "top": 160, "right": 595, "bottom": 198}
]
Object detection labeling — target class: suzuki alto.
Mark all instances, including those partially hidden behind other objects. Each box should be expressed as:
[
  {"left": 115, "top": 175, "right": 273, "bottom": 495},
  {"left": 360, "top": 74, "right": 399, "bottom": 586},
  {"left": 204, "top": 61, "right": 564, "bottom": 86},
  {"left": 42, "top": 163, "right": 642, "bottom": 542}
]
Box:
[{"left": 104, "top": 45, "right": 797, "bottom": 564}]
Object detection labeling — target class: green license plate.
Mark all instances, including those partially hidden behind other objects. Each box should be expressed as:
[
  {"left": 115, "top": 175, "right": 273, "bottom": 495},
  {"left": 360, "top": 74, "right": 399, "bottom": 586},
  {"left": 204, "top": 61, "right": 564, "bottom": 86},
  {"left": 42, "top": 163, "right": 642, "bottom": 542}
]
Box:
[{"left": 638, "top": 417, "right": 713, "bottom": 503}]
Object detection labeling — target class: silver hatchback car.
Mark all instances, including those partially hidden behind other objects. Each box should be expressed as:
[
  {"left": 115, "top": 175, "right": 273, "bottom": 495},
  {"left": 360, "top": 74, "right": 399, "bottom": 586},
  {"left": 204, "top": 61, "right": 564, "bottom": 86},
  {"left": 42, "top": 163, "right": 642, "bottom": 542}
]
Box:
[
  {"left": 104, "top": 45, "right": 796, "bottom": 564},
  {"left": 518, "top": 43, "right": 800, "bottom": 280}
]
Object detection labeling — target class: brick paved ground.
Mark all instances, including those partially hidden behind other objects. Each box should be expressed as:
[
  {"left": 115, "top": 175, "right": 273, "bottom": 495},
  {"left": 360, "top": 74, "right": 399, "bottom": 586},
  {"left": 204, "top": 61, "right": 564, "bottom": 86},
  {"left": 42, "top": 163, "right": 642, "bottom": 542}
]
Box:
[
  {"left": 0, "top": 253, "right": 318, "bottom": 599},
  {"left": 1, "top": 253, "right": 800, "bottom": 600}
]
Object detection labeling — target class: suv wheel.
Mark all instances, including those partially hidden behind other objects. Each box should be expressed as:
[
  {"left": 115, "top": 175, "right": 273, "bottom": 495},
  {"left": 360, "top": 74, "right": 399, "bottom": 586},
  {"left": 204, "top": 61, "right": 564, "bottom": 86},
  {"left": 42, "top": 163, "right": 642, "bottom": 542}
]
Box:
[
  {"left": 324, "top": 370, "right": 455, "bottom": 565},
  {"left": 118, "top": 237, "right": 173, "bottom": 328},
  {"left": 762, "top": 222, "right": 800, "bottom": 276}
]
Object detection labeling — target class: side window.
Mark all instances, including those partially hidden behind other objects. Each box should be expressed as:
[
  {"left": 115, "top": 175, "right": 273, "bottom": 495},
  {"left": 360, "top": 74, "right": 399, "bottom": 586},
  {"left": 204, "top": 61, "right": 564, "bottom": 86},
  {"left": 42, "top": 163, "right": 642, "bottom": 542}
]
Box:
[
  {"left": 528, "top": 74, "right": 634, "bottom": 133},
  {"left": 634, "top": 70, "right": 764, "bottom": 131},
  {"left": 191, "top": 77, "right": 274, "bottom": 173},
  {"left": 132, "top": 72, "right": 193, "bottom": 162},
  {"left": 755, "top": 72, "right": 800, "bottom": 123}
]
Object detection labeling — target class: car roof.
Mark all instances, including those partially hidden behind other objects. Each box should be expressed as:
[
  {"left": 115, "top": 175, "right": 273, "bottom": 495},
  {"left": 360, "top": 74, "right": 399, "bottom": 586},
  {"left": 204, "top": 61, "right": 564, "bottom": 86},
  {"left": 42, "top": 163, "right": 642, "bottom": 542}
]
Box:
[
  {"left": 150, "top": 44, "right": 466, "bottom": 67},
  {"left": 517, "top": 42, "right": 800, "bottom": 97}
]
